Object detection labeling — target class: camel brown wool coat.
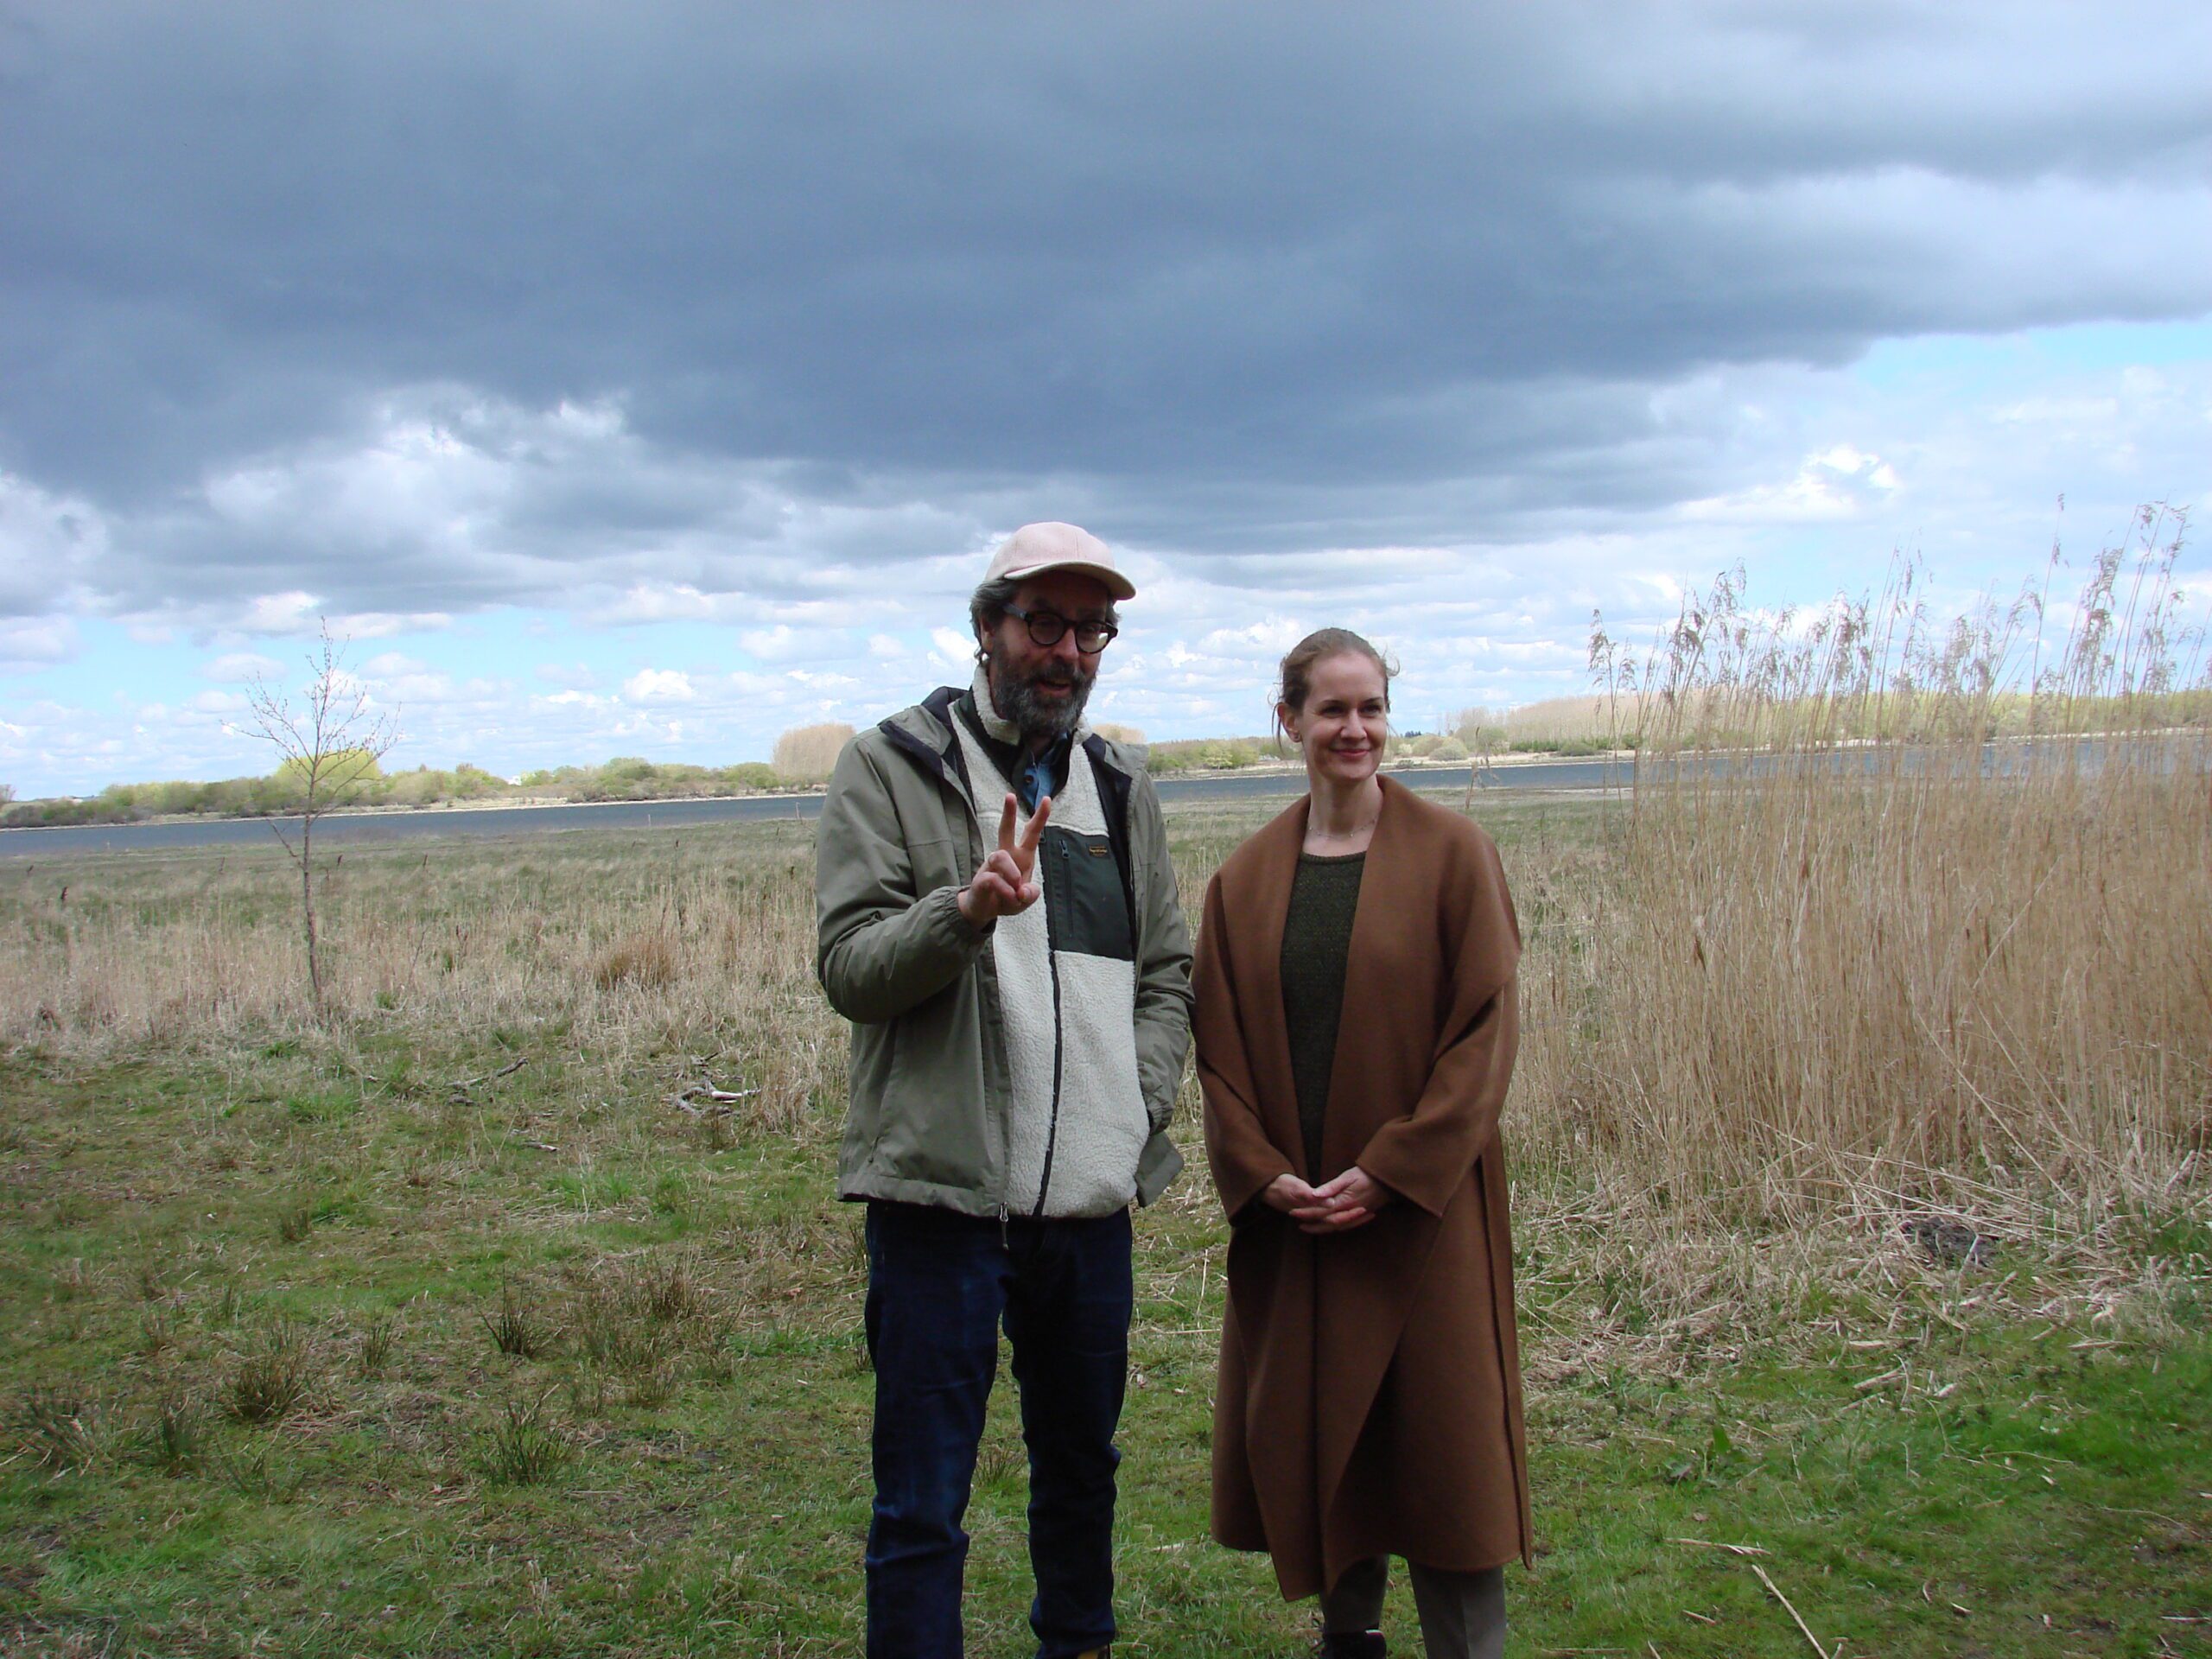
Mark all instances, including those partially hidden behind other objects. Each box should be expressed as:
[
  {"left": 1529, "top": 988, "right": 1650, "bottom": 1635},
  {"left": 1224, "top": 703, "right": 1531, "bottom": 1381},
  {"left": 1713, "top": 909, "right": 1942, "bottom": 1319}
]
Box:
[{"left": 1195, "top": 776, "right": 1529, "bottom": 1601}]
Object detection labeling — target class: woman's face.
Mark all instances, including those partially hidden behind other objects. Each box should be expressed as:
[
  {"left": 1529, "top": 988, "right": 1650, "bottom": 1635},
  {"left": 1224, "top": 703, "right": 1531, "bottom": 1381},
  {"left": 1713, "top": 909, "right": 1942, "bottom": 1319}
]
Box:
[{"left": 1282, "top": 652, "right": 1388, "bottom": 789}]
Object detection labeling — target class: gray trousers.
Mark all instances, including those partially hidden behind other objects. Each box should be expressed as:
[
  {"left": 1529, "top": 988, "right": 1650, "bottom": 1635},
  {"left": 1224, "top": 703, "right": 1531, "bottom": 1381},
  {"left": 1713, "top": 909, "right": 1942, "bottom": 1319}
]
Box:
[{"left": 1319, "top": 1556, "right": 1507, "bottom": 1659}]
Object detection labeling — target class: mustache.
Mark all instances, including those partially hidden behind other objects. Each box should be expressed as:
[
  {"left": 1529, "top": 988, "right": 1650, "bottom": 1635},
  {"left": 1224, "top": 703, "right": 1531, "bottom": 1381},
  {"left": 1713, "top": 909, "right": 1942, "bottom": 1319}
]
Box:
[{"left": 1019, "top": 663, "right": 1085, "bottom": 689}]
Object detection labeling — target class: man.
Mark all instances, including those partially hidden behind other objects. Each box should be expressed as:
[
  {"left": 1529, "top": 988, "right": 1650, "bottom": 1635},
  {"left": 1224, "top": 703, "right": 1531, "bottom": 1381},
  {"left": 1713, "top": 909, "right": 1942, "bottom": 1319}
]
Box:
[{"left": 815, "top": 522, "right": 1194, "bottom": 1659}]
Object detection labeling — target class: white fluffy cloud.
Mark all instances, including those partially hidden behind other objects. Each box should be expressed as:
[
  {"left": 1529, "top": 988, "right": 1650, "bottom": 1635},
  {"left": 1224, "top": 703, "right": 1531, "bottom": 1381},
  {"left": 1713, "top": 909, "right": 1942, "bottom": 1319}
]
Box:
[
  {"left": 0, "top": 615, "right": 79, "bottom": 671},
  {"left": 1684, "top": 443, "right": 1904, "bottom": 523},
  {"left": 623, "top": 668, "right": 696, "bottom": 702},
  {"left": 201, "top": 651, "right": 283, "bottom": 683},
  {"left": 0, "top": 473, "right": 105, "bottom": 619}
]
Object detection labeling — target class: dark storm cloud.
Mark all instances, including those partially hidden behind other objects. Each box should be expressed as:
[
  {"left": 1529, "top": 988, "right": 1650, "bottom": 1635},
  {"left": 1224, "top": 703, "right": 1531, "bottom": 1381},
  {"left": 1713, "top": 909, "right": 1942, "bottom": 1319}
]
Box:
[{"left": 2, "top": 1, "right": 2209, "bottom": 618}]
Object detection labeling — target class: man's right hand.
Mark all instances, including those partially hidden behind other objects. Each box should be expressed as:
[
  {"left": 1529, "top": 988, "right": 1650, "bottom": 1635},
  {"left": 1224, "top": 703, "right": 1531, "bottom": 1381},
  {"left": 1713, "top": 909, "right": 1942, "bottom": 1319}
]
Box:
[{"left": 957, "top": 791, "right": 1051, "bottom": 931}]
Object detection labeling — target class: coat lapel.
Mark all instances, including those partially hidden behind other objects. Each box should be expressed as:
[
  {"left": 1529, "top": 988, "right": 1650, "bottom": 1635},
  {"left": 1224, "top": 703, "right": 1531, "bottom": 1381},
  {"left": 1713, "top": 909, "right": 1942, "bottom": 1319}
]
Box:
[
  {"left": 1230, "top": 796, "right": 1314, "bottom": 1179},
  {"left": 1319, "top": 776, "right": 1414, "bottom": 1174}
]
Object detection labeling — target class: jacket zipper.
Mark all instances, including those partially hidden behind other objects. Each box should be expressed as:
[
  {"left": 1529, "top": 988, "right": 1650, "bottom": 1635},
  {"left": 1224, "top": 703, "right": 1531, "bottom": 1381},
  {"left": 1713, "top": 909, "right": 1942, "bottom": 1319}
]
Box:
[
  {"left": 939, "top": 734, "right": 1018, "bottom": 1238},
  {"left": 1029, "top": 868, "right": 1067, "bottom": 1218}
]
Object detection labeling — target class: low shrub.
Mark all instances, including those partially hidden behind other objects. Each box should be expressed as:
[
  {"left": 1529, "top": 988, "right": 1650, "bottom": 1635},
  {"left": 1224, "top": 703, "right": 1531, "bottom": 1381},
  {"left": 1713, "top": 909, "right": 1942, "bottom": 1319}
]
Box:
[
  {"left": 1147, "top": 737, "right": 1272, "bottom": 773},
  {"left": 483, "top": 1278, "right": 551, "bottom": 1360},
  {"left": 10, "top": 1386, "right": 102, "bottom": 1471},
  {"left": 479, "top": 1391, "right": 573, "bottom": 1486},
  {"left": 226, "top": 1318, "right": 313, "bottom": 1423},
  {"left": 591, "top": 931, "right": 678, "bottom": 990},
  {"left": 356, "top": 1313, "right": 398, "bottom": 1377},
  {"left": 144, "top": 1395, "right": 200, "bottom": 1476}
]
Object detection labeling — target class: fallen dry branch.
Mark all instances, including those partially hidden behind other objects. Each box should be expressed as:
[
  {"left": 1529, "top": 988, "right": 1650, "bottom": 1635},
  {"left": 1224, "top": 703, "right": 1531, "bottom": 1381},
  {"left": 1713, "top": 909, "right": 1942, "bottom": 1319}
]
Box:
[
  {"left": 450, "top": 1055, "right": 529, "bottom": 1092},
  {"left": 1751, "top": 1563, "right": 1829, "bottom": 1659},
  {"left": 671, "top": 1081, "right": 761, "bottom": 1117}
]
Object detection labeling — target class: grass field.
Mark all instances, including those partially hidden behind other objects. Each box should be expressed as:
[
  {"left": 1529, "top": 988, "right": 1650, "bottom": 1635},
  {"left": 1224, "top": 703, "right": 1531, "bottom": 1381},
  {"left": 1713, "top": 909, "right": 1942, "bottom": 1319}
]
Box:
[{"left": 3, "top": 783, "right": 2206, "bottom": 1656}]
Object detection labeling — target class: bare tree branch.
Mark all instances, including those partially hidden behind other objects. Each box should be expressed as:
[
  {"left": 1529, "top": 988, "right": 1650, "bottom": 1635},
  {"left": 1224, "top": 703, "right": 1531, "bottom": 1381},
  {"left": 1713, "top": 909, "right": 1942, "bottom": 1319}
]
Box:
[{"left": 243, "top": 620, "right": 401, "bottom": 1011}]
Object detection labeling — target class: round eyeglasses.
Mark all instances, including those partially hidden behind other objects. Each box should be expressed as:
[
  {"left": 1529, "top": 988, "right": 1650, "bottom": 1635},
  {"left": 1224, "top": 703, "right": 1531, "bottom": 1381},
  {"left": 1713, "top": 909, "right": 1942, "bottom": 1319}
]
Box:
[{"left": 1004, "top": 604, "right": 1119, "bottom": 653}]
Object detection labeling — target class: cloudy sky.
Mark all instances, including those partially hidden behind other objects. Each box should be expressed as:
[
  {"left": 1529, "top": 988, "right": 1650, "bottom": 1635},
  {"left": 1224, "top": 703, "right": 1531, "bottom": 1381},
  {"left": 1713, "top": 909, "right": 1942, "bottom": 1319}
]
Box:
[{"left": 3, "top": 3, "right": 2209, "bottom": 796}]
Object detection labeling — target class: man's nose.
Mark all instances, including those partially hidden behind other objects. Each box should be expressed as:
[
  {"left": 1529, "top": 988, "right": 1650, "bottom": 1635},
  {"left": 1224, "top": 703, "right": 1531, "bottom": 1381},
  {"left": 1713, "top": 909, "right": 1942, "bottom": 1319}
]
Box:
[{"left": 1047, "top": 630, "right": 1083, "bottom": 664}]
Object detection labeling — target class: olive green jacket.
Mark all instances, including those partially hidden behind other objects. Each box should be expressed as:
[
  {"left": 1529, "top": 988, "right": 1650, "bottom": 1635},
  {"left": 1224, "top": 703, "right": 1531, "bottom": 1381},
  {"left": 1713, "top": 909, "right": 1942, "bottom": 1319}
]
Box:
[{"left": 815, "top": 687, "right": 1192, "bottom": 1216}]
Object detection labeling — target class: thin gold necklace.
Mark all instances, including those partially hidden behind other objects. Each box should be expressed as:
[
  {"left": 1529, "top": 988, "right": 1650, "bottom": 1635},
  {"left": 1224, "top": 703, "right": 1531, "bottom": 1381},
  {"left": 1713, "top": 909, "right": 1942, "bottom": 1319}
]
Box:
[{"left": 1307, "top": 811, "right": 1377, "bottom": 845}]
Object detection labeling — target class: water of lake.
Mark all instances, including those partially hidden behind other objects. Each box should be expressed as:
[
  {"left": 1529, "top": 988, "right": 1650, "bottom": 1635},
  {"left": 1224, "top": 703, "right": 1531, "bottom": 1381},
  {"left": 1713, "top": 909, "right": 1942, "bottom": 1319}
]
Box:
[{"left": 0, "top": 759, "right": 1632, "bottom": 857}]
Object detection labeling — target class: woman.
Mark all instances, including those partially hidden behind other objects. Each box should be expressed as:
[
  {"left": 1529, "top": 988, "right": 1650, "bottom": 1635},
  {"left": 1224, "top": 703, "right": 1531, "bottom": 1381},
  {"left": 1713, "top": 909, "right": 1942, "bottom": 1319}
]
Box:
[{"left": 1194, "top": 629, "right": 1529, "bottom": 1659}]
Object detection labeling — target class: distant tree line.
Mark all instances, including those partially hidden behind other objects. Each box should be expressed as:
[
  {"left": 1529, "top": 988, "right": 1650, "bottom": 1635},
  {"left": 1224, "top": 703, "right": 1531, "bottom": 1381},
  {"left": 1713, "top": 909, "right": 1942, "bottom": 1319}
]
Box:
[
  {"left": 517, "top": 757, "right": 785, "bottom": 802},
  {"left": 0, "top": 748, "right": 840, "bottom": 830},
  {"left": 1140, "top": 722, "right": 1631, "bottom": 772},
  {"left": 2, "top": 710, "right": 1645, "bottom": 827}
]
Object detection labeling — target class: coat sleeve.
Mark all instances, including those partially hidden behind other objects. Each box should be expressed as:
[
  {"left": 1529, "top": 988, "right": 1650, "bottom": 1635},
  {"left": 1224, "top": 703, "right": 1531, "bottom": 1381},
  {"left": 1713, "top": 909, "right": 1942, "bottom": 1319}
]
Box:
[
  {"left": 1196, "top": 870, "right": 1296, "bottom": 1223},
  {"left": 1128, "top": 770, "right": 1195, "bottom": 1135},
  {"left": 815, "top": 738, "right": 993, "bottom": 1025},
  {"left": 1353, "top": 828, "right": 1522, "bottom": 1217}
]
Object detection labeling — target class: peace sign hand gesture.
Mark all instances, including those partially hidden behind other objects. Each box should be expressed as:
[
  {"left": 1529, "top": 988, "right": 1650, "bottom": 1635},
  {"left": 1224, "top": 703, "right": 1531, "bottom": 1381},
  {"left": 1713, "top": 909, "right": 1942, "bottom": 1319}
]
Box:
[{"left": 957, "top": 792, "right": 1052, "bottom": 930}]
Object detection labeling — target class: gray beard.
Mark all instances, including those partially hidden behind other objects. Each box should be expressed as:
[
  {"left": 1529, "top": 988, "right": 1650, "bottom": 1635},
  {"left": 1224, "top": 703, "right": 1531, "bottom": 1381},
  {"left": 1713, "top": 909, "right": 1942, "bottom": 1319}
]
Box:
[{"left": 985, "top": 648, "right": 1096, "bottom": 747}]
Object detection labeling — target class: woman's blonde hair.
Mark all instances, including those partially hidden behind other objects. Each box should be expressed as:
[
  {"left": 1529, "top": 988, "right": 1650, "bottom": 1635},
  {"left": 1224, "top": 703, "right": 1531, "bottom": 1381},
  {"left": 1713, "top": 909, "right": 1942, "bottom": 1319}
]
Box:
[{"left": 1275, "top": 627, "right": 1396, "bottom": 715}]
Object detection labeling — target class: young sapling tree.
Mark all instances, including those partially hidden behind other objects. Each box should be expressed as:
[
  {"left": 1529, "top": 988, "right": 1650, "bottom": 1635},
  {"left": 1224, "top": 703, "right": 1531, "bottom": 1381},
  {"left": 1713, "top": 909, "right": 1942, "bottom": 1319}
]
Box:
[{"left": 245, "top": 623, "right": 399, "bottom": 1009}]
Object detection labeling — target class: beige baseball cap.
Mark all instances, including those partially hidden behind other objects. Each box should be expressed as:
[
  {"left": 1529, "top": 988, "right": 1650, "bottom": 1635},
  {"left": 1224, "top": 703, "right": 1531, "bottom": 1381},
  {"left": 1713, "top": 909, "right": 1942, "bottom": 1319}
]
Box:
[{"left": 982, "top": 522, "right": 1135, "bottom": 601}]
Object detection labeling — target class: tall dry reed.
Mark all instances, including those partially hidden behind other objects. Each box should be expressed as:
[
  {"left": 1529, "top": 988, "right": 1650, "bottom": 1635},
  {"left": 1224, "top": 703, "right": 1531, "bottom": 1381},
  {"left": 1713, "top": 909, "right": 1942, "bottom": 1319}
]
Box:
[
  {"left": 1517, "top": 506, "right": 2210, "bottom": 1223},
  {"left": 771, "top": 722, "right": 856, "bottom": 785},
  {"left": 1500, "top": 694, "right": 1643, "bottom": 748}
]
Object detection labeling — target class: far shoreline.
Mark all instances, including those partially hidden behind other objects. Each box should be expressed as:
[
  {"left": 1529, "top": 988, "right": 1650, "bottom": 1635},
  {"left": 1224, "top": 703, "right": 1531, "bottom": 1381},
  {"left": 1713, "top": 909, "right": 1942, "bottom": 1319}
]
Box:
[{"left": 0, "top": 748, "right": 1634, "bottom": 836}]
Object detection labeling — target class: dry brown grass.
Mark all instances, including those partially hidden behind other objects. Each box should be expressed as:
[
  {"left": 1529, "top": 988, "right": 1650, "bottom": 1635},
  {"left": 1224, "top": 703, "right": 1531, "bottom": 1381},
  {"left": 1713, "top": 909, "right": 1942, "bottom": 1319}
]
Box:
[
  {"left": 0, "top": 830, "right": 833, "bottom": 1088},
  {"left": 1516, "top": 750, "right": 2210, "bottom": 1212},
  {"left": 590, "top": 928, "right": 678, "bottom": 990}
]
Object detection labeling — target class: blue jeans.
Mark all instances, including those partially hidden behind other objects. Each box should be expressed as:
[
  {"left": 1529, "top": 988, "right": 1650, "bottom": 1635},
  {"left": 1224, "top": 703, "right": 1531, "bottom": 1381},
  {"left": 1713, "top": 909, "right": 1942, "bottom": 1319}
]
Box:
[{"left": 863, "top": 1200, "right": 1134, "bottom": 1659}]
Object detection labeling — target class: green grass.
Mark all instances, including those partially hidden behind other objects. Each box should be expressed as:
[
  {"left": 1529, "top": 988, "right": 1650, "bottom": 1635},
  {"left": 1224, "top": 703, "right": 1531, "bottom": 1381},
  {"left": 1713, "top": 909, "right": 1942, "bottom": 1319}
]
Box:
[
  {"left": 1, "top": 808, "right": 2206, "bottom": 1655},
  {"left": 3, "top": 1040, "right": 2205, "bottom": 1656}
]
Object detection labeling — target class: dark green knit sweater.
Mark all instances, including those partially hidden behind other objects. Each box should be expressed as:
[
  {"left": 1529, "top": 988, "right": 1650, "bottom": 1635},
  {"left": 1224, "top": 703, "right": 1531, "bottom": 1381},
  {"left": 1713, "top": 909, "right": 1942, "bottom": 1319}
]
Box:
[{"left": 1279, "top": 850, "right": 1366, "bottom": 1176}]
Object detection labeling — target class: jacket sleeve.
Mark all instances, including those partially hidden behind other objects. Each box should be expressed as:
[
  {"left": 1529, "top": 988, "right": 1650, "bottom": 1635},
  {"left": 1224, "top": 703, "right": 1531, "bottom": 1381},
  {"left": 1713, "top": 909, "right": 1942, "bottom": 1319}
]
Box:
[
  {"left": 815, "top": 737, "right": 991, "bottom": 1025},
  {"left": 1128, "top": 769, "right": 1195, "bottom": 1135},
  {"left": 1353, "top": 828, "right": 1522, "bottom": 1217},
  {"left": 1195, "top": 870, "right": 1295, "bottom": 1223}
]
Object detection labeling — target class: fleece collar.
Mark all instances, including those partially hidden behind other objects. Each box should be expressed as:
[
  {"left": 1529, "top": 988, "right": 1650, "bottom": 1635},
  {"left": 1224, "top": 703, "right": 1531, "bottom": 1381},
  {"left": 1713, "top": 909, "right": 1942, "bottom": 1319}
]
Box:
[{"left": 970, "top": 662, "right": 1024, "bottom": 744}]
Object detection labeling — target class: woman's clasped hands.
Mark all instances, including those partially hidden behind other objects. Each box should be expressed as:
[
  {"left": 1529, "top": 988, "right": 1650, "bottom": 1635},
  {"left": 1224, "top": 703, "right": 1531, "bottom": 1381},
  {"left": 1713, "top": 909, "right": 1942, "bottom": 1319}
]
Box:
[{"left": 1262, "top": 1166, "right": 1392, "bottom": 1233}]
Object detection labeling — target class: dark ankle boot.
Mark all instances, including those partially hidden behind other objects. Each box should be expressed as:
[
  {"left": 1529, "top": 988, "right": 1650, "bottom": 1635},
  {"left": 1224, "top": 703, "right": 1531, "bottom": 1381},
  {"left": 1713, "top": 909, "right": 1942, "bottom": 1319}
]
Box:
[{"left": 1318, "top": 1633, "right": 1386, "bottom": 1658}]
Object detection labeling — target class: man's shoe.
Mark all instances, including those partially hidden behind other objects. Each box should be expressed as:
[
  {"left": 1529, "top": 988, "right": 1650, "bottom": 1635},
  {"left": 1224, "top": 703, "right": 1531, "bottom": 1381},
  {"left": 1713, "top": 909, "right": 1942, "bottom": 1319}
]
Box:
[{"left": 1319, "top": 1633, "right": 1386, "bottom": 1658}]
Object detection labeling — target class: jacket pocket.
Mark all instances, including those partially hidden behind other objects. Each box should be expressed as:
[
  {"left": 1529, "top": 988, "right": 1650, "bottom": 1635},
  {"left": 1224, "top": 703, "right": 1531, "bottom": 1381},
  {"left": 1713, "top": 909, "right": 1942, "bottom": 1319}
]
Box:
[
  {"left": 1040, "top": 827, "right": 1134, "bottom": 961},
  {"left": 871, "top": 994, "right": 994, "bottom": 1189}
]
